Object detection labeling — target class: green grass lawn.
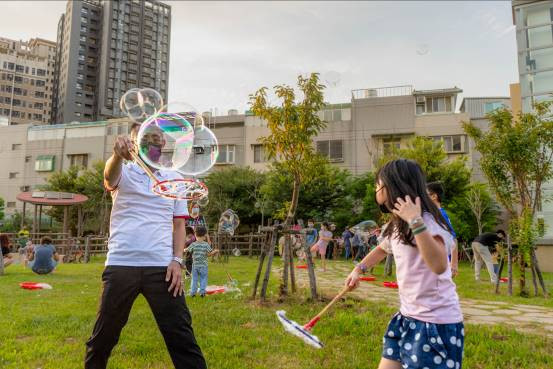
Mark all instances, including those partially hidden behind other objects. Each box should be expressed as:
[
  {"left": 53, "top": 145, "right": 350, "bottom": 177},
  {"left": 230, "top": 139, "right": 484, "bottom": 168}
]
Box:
[{"left": 0, "top": 257, "right": 552, "bottom": 369}]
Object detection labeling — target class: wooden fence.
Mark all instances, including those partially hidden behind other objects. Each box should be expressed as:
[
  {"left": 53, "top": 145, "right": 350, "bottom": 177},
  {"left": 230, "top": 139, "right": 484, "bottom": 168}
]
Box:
[{"left": 2, "top": 232, "right": 272, "bottom": 263}]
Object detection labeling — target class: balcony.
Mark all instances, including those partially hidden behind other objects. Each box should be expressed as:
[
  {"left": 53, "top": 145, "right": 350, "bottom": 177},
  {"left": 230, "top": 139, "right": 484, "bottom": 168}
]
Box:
[{"left": 352, "top": 85, "right": 413, "bottom": 100}]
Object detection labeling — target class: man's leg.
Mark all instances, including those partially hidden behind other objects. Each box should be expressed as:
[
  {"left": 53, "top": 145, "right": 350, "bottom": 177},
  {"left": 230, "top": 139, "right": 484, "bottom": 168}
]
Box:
[
  {"left": 472, "top": 242, "right": 483, "bottom": 281},
  {"left": 477, "top": 244, "right": 498, "bottom": 283},
  {"left": 85, "top": 266, "right": 141, "bottom": 369},
  {"left": 142, "top": 267, "right": 207, "bottom": 369}
]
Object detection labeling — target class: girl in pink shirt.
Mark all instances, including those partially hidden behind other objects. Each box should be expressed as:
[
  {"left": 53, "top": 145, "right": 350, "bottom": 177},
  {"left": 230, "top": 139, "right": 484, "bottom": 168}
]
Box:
[{"left": 345, "top": 159, "right": 464, "bottom": 369}]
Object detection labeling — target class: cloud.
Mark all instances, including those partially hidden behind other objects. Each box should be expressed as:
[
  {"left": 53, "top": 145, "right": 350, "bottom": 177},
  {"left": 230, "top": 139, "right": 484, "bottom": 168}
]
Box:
[{"left": 2, "top": 1, "right": 518, "bottom": 114}]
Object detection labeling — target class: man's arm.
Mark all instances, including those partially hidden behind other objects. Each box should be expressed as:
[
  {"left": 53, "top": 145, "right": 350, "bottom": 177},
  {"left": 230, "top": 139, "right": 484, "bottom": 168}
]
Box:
[
  {"left": 104, "top": 136, "right": 133, "bottom": 190},
  {"left": 166, "top": 218, "right": 186, "bottom": 297}
]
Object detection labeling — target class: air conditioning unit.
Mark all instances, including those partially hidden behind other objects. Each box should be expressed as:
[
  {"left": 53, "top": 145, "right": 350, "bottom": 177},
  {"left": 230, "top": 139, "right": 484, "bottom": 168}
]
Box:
[{"left": 416, "top": 96, "right": 426, "bottom": 103}]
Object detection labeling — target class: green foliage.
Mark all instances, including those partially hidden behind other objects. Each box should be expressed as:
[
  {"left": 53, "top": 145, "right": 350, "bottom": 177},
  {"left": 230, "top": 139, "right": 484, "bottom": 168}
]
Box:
[
  {"left": 0, "top": 211, "right": 33, "bottom": 233},
  {"left": 464, "top": 101, "right": 553, "bottom": 295},
  {"left": 379, "top": 136, "right": 496, "bottom": 241},
  {"left": 41, "top": 161, "right": 111, "bottom": 235},
  {"left": 249, "top": 73, "right": 327, "bottom": 223},
  {"left": 0, "top": 197, "right": 4, "bottom": 222},
  {"left": 261, "top": 158, "right": 380, "bottom": 230},
  {"left": 202, "top": 166, "right": 266, "bottom": 229}
]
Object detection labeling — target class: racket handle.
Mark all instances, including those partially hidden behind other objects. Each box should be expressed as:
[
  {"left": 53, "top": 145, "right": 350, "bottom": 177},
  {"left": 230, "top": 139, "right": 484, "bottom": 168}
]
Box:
[{"left": 303, "top": 316, "right": 320, "bottom": 331}]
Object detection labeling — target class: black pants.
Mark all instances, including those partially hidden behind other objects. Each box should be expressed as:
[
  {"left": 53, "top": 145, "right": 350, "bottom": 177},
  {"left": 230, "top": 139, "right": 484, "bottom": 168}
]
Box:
[
  {"left": 85, "top": 266, "right": 206, "bottom": 369},
  {"left": 325, "top": 241, "right": 334, "bottom": 260}
]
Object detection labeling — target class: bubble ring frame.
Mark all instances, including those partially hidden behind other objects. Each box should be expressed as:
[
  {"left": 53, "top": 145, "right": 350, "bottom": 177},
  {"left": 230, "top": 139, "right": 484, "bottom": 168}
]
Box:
[{"left": 152, "top": 178, "right": 209, "bottom": 200}]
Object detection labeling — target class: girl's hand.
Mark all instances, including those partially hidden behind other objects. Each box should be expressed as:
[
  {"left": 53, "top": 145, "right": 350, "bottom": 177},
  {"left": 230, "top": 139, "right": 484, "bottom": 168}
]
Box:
[
  {"left": 392, "top": 195, "right": 422, "bottom": 224},
  {"left": 345, "top": 268, "right": 361, "bottom": 290}
]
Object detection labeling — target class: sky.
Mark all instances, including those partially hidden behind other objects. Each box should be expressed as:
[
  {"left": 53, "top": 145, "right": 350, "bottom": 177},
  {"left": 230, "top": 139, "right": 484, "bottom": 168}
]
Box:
[{"left": 2, "top": 1, "right": 518, "bottom": 114}]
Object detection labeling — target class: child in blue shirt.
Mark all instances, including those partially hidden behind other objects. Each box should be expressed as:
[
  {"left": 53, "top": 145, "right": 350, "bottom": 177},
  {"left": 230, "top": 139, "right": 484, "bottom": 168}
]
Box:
[{"left": 184, "top": 226, "right": 218, "bottom": 297}]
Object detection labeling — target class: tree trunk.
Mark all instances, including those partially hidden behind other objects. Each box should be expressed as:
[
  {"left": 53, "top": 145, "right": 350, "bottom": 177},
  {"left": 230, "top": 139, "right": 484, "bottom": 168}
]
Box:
[
  {"left": 288, "top": 236, "right": 296, "bottom": 293},
  {"left": 252, "top": 233, "right": 268, "bottom": 299},
  {"left": 531, "top": 248, "right": 549, "bottom": 298},
  {"left": 280, "top": 234, "right": 290, "bottom": 297},
  {"left": 507, "top": 236, "right": 513, "bottom": 296},
  {"left": 0, "top": 251, "right": 4, "bottom": 276},
  {"left": 260, "top": 230, "right": 278, "bottom": 301},
  {"left": 304, "top": 240, "right": 318, "bottom": 300},
  {"left": 519, "top": 253, "right": 528, "bottom": 297},
  {"left": 531, "top": 263, "right": 538, "bottom": 297}
]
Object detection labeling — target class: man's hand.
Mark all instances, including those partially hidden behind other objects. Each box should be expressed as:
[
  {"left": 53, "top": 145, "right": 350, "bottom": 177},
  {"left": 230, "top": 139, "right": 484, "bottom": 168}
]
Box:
[
  {"left": 113, "top": 135, "right": 134, "bottom": 161},
  {"left": 166, "top": 261, "right": 183, "bottom": 297}
]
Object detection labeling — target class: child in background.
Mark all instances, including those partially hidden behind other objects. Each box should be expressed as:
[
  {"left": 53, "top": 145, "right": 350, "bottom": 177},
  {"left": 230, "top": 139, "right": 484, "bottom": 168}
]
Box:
[
  {"left": 345, "top": 159, "right": 464, "bottom": 369},
  {"left": 184, "top": 226, "right": 196, "bottom": 276},
  {"left": 184, "top": 226, "right": 218, "bottom": 297},
  {"left": 310, "top": 222, "right": 332, "bottom": 272}
]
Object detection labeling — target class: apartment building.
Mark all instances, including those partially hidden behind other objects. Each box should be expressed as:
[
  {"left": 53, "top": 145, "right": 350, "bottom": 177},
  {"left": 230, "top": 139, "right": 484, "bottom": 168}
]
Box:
[
  {"left": 0, "top": 37, "right": 57, "bottom": 126},
  {"left": 52, "top": 0, "right": 171, "bottom": 124},
  {"left": 512, "top": 0, "right": 553, "bottom": 247},
  {"left": 0, "top": 84, "right": 477, "bottom": 216}
]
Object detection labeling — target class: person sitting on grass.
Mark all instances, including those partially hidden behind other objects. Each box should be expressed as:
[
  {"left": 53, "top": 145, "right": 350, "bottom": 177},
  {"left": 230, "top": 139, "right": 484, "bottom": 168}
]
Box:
[
  {"left": 1, "top": 234, "right": 14, "bottom": 268},
  {"left": 184, "top": 226, "right": 219, "bottom": 297},
  {"left": 27, "top": 236, "right": 60, "bottom": 275}
]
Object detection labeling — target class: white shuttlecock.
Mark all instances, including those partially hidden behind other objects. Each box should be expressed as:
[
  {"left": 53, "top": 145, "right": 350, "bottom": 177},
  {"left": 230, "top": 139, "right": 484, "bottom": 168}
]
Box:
[
  {"left": 36, "top": 283, "right": 52, "bottom": 289},
  {"left": 276, "top": 310, "right": 323, "bottom": 349}
]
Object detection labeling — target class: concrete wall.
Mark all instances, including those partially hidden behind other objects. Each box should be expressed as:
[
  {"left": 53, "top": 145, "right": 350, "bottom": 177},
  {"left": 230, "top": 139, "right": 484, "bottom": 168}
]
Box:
[
  {"left": 0, "top": 124, "right": 29, "bottom": 214},
  {"left": 536, "top": 242, "right": 553, "bottom": 273}
]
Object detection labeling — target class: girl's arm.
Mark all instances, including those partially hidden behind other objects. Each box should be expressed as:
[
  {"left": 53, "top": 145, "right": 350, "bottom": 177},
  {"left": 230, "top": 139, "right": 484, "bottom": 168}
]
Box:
[
  {"left": 393, "top": 196, "right": 448, "bottom": 275},
  {"left": 345, "top": 244, "right": 389, "bottom": 289}
]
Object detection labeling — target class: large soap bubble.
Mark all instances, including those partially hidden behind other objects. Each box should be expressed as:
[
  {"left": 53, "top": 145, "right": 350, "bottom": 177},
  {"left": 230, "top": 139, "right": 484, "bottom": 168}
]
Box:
[
  {"left": 161, "top": 101, "right": 219, "bottom": 177},
  {"left": 120, "top": 88, "right": 164, "bottom": 123},
  {"left": 136, "top": 112, "right": 194, "bottom": 171}
]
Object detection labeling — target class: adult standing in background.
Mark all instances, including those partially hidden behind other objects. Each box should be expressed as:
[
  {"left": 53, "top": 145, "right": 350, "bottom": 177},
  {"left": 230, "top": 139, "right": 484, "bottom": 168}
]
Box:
[{"left": 472, "top": 230, "right": 505, "bottom": 284}]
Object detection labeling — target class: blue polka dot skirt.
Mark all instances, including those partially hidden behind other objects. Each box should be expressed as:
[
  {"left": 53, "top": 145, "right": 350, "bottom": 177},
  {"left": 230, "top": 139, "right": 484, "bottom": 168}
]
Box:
[{"left": 382, "top": 312, "right": 464, "bottom": 369}]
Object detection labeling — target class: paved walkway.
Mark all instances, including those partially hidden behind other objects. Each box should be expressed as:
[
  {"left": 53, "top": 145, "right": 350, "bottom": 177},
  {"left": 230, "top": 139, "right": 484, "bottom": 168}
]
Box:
[{"left": 275, "top": 262, "right": 553, "bottom": 338}]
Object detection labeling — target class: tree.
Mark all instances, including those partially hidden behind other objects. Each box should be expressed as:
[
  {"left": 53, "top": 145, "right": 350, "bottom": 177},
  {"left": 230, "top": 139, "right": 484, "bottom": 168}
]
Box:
[
  {"left": 250, "top": 73, "right": 326, "bottom": 298},
  {"left": 464, "top": 101, "right": 553, "bottom": 297},
  {"left": 203, "top": 166, "right": 266, "bottom": 230},
  {"left": 261, "top": 159, "right": 380, "bottom": 231},
  {"left": 378, "top": 136, "right": 497, "bottom": 242},
  {"left": 0, "top": 197, "right": 4, "bottom": 223},
  {"left": 42, "top": 161, "right": 111, "bottom": 236},
  {"left": 466, "top": 183, "right": 497, "bottom": 235}
]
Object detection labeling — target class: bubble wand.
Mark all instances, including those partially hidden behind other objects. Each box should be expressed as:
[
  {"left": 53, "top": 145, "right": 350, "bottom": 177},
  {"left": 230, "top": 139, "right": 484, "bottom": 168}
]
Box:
[{"left": 276, "top": 286, "right": 350, "bottom": 349}]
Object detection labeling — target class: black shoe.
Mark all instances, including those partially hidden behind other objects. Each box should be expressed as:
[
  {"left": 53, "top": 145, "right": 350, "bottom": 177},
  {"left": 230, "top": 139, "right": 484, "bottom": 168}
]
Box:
[{"left": 200, "top": 294, "right": 205, "bottom": 298}]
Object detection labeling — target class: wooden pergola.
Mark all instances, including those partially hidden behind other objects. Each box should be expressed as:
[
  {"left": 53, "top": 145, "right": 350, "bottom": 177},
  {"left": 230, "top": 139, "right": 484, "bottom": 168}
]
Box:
[{"left": 16, "top": 191, "right": 89, "bottom": 236}]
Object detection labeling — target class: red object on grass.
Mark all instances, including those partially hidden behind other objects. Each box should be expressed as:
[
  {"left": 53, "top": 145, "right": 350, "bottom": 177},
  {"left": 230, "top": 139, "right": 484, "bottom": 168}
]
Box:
[
  {"left": 205, "top": 286, "right": 226, "bottom": 295},
  {"left": 295, "top": 264, "right": 308, "bottom": 269},
  {"left": 360, "top": 276, "right": 376, "bottom": 281},
  {"left": 20, "top": 282, "right": 42, "bottom": 290},
  {"left": 383, "top": 281, "right": 398, "bottom": 289},
  {"left": 303, "top": 316, "right": 321, "bottom": 331},
  {"left": 500, "top": 277, "right": 508, "bottom": 283}
]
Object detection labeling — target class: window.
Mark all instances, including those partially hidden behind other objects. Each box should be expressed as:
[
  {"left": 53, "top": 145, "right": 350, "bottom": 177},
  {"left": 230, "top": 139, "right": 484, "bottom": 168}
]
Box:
[
  {"left": 25, "top": 155, "right": 31, "bottom": 163},
  {"left": 7, "top": 202, "right": 16, "bottom": 208},
  {"left": 20, "top": 185, "right": 30, "bottom": 192},
  {"left": 36, "top": 80, "right": 45, "bottom": 87},
  {"left": 216, "top": 145, "right": 235, "bottom": 164},
  {"left": 9, "top": 172, "right": 19, "bottom": 179},
  {"left": 35, "top": 155, "right": 55, "bottom": 172},
  {"left": 12, "top": 144, "right": 22, "bottom": 150},
  {"left": 36, "top": 69, "right": 46, "bottom": 76},
  {"left": 484, "top": 101, "right": 505, "bottom": 114},
  {"left": 421, "top": 96, "right": 453, "bottom": 113},
  {"left": 316, "top": 140, "right": 343, "bottom": 162},
  {"left": 253, "top": 144, "right": 267, "bottom": 163},
  {"left": 382, "top": 138, "right": 401, "bottom": 155},
  {"left": 68, "top": 154, "right": 88, "bottom": 168},
  {"left": 16, "top": 64, "right": 24, "bottom": 73},
  {"left": 433, "top": 135, "right": 465, "bottom": 153}
]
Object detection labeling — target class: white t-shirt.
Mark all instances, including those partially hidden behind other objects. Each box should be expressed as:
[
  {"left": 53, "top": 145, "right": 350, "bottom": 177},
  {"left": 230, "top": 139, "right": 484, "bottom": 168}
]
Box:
[{"left": 106, "top": 162, "right": 188, "bottom": 267}]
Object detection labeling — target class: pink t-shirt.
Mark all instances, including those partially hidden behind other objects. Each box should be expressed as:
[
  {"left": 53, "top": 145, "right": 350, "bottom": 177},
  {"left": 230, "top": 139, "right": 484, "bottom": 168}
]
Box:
[{"left": 379, "top": 213, "right": 463, "bottom": 324}]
